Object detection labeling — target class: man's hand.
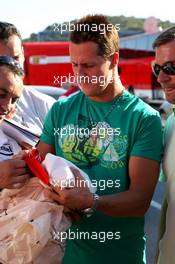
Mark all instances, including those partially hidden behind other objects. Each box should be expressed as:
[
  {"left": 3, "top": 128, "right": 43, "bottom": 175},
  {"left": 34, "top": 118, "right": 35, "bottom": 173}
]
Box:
[
  {"left": 64, "top": 209, "right": 82, "bottom": 223},
  {"left": 5, "top": 104, "right": 17, "bottom": 120},
  {"left": 46, "top": 167, "right": 93, "bottom": 211},
  {"left": 0, "top": 159, "right": 30, "bottom": 189},
  {"left": 20, "top": 142, "right": 33, "bottom": 150},
  {"left": 13, "top": 149, "right": 30, "bottom": 160}
]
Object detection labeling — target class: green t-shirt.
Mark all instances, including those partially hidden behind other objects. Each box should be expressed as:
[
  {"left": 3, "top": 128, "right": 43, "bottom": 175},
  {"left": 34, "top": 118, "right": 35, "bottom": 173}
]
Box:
[{"left": 41, "top": 90, "right": 162, "bottom": 264}]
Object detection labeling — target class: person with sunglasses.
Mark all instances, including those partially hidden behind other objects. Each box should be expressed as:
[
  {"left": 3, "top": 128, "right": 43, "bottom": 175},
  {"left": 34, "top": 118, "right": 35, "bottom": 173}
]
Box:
[
  {"left": 0, "top": 55, "right": 30, "bottom": 189},
  {"left": 0, "top": 22, "right": 56, "bottom": 135},
  {"left": 152, "top": 27, "right": 175, "bottom": 264}
]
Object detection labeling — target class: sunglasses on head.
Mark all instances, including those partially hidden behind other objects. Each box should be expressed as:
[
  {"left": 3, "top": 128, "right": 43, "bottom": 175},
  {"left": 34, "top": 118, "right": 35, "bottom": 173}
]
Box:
[
  {"left": 152, "top": 61, "right": 175, "bottom": 77},
  {"left": 0, "top": 55, "right": 20, "bottom": 68}
]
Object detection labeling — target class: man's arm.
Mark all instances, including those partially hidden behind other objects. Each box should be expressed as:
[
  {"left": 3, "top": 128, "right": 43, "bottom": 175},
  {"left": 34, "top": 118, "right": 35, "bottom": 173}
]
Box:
[
  {"left": 37, "top": 141, "right": 55, "bottom": 159},
  {"left": 48, "top": 156, "right": 160, "bottom": 217},
  {"left": 96, "top": 156, "right": 159, "bottom": 216},
  {"left": 158, "top": 196, "right": 167, "bottom": 241},
  {"left": 155, "top": 195, "right": 167, "bottom": 263}
]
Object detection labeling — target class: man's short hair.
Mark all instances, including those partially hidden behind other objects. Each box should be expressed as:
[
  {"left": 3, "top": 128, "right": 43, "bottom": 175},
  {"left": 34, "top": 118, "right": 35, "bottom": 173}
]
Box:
[
  {"left": 0, "top": 55, "right": 24, "bottom": 77},
  {"left": 153, "top": 26, "right": 175, "bottom": 49},
  {"left": 0, "top": 22, "right": 22, "bottom": 43},
  {"left": 70, "top": 14, "right": 119, "bottom": 59}
]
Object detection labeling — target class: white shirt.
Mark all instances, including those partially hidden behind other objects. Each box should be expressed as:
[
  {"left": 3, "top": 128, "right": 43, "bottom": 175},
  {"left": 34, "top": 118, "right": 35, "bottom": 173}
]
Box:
[
  {"left": 0, "top": 128, "right": 21, "bottom": 161},
  {"left": 158, "top": 112, "right": 175, "bottom": 264},
  {"left": 13, "top": 86, "right": 56, "bottom": 135}
]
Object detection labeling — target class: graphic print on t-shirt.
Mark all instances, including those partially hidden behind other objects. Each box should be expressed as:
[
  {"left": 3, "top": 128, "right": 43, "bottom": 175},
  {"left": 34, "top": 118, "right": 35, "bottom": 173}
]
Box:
[{"left": 58, "top": 115, "right": 128, "bottom": 169}]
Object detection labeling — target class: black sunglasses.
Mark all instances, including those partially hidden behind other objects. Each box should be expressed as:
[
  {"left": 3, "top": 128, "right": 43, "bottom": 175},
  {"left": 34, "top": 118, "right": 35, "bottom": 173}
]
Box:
[{"left": 152, "top": 61, "right": 175, "bottom": 77}]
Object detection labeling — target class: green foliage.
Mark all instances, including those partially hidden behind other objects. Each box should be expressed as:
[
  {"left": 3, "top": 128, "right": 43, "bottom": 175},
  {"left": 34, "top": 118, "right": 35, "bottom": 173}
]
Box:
[
  {"left": 159, "top": 20, "right": 175, "bottom": 29},
  {"left": 23, "top": 16, "right": 175, "bottom": 42}
]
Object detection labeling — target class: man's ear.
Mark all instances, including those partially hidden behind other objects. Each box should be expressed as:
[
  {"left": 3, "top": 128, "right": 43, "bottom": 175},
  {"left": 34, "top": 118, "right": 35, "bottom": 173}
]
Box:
[{"left": 111, "top": 52, "right": 119, "bottom": 67}]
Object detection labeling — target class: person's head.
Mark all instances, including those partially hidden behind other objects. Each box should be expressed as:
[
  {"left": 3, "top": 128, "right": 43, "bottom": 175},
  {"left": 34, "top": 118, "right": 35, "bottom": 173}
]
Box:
[
  {"left": 152, "top": 27, "right": 175, "bottom": 104},
  {"left": 69, "top": 14, "right": 121, "bottom": 101},
  {"left": 0, "top": 22, "right": 24, "bottom": 68},
  {"left": 0, "top": 55, "right": 24, "bottom": 123}
]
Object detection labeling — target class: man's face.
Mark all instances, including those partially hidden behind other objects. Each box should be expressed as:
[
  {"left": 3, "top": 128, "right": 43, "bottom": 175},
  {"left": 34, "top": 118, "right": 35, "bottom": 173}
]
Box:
[
  {"left": 0, "top": 66, "right": 22, "bottom": 123},
  {"left": 154, "top": 40, "right": 175, "bottom": 104},
  {"left": 0, "top": 35, "right": 24, "bottom": 67},
  {"left": 69, "top": 41, "right": 117, "bottom": 100}
]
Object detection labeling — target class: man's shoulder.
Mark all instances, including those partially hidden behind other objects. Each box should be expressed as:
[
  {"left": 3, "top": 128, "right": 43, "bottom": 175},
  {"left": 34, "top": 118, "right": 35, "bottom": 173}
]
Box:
[
  {"left": 123, "top": 91, "right": 160, "bottom": 118},
  {"left": 42, "top": 91, "right": 83, "bottom": 128},
  {"left": 54, "top": 90, "right": 83, "bottom": 108},
  {"left": 164, "top": 112, "right": 175, "bottom": 143},
  {"left": 21, "top": 86, "right": 56, "bottom": 105}
]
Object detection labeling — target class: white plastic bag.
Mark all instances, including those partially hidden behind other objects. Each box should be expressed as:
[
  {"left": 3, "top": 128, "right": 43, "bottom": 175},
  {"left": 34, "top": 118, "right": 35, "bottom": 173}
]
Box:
[
  {"left": 42, "top": 153, "right": 96, "bottom": 193},
  {"left": 0, "top": 178, "right": 70, "bottom": 264},
  {"left": 0, "top": 154, "right": 95, "bottom": 263}
]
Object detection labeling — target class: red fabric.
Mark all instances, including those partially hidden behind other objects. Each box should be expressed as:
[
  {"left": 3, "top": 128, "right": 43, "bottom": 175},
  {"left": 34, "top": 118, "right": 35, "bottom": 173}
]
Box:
[{"left": 23, "top": 149, "right": 49, "bottom": 185}]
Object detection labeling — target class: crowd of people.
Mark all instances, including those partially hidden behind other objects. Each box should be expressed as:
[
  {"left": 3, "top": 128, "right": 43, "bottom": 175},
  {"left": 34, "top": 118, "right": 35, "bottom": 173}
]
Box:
[{"left": 0, "top": 15, "right": 175, "bottom": 264}]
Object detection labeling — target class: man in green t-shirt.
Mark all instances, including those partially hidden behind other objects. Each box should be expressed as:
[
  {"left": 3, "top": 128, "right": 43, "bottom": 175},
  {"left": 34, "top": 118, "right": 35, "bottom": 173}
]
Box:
[{"left": 38, "top": 15, "right": 162, "bottom": 264}]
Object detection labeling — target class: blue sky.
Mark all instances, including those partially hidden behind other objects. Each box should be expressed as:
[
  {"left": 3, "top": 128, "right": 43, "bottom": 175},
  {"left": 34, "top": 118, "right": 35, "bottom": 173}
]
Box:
[{"left": 1, "top": 0, "right": 175, "bottom": 38}]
